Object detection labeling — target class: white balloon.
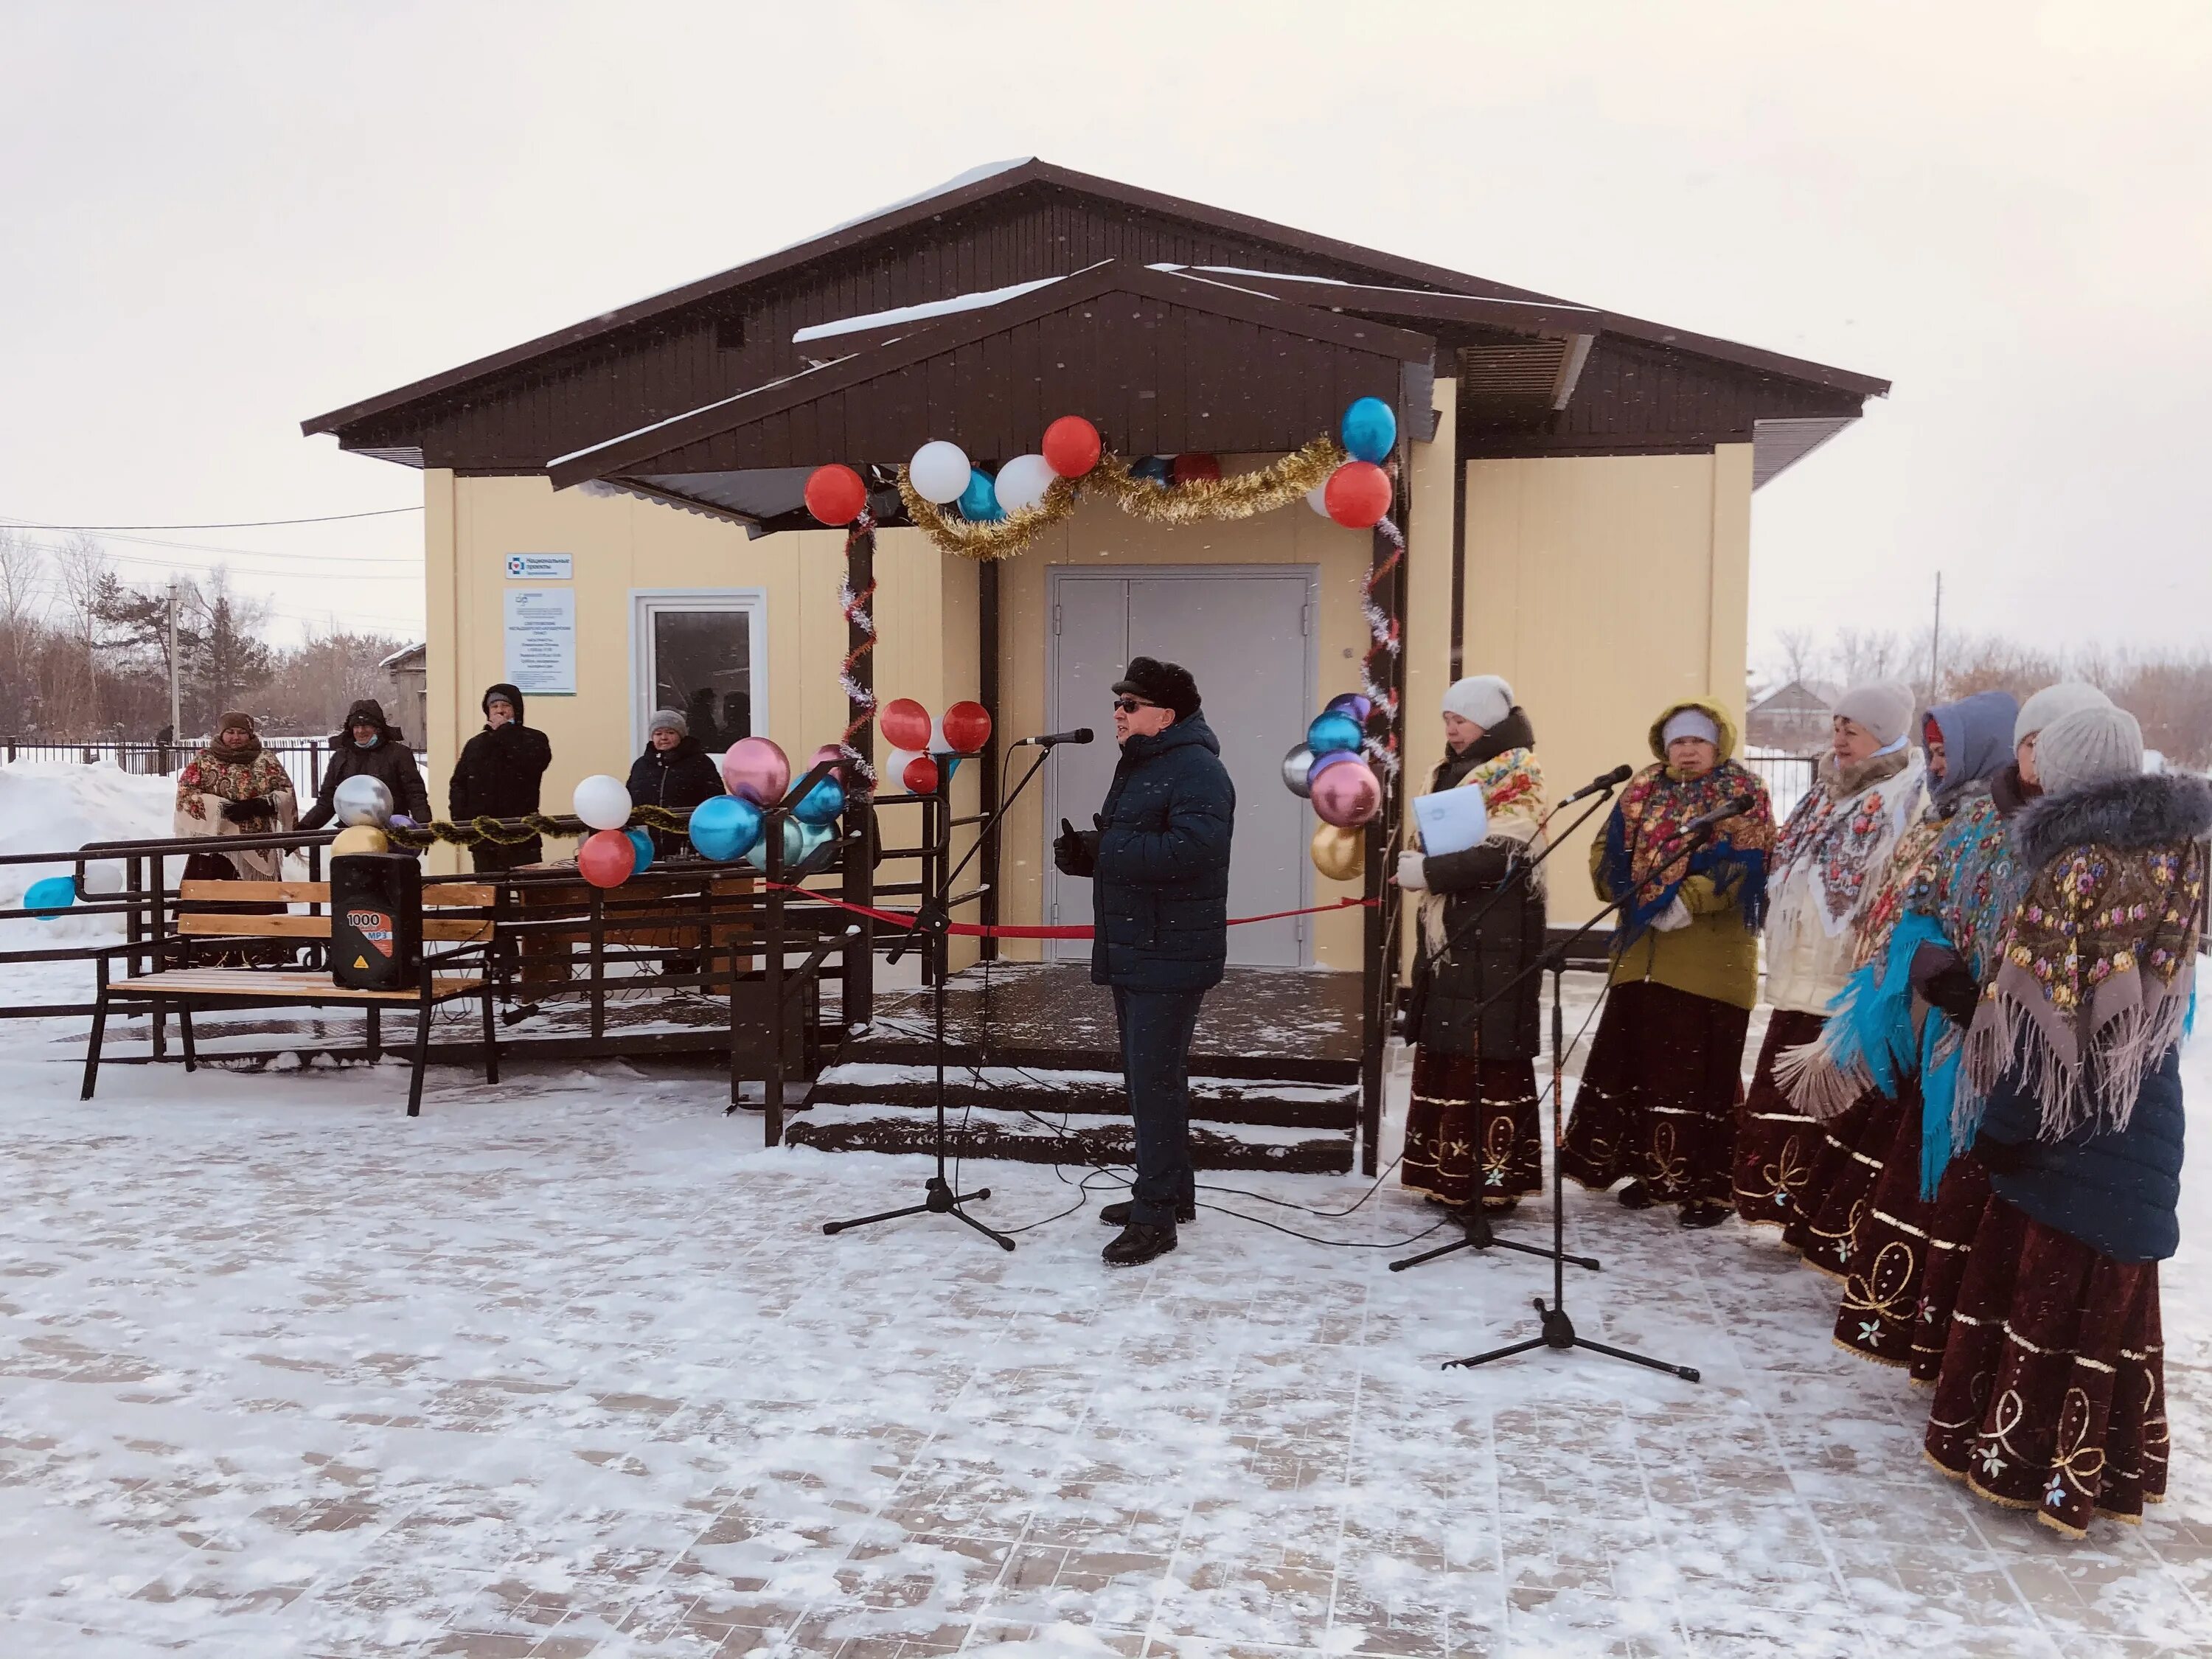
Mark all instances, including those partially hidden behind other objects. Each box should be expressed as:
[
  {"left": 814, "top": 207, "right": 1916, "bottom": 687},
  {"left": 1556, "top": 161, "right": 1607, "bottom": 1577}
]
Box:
[
  {"left": 333, "top": 774, "right": 394, "bottom": 827},
  {"left": 908, "top": 439, "right": 972, "bottom": 504},
  {"left": 83, "top": 860, "right": 125, "bottom": 896},
  {"left": 571, "top": 773, "right": 632, "bottom": 831},
  {"left": 927, "top": 715, "right": 950, "bottom": 754},
  {"left": 994, "top": 453, "right": 1057, "bottom": 515},
  {"left": 1306, "top": 483, "right": 1332, "bottom": 518}
]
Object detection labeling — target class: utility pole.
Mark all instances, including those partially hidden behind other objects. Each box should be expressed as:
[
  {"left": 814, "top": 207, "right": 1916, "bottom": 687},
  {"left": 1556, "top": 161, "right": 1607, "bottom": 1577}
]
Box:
[
  {"left": 167, "top": 575, "right": 182, "bottom": 737},
  {"left": 1927, "top": 571, "right": 1944, "bottom": 706}
]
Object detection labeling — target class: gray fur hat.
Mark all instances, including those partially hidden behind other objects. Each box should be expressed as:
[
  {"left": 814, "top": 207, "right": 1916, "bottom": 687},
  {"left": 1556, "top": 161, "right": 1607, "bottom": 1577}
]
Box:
[
  {"left": 650, "top": 709, "right": 689, "bottom": 737},
  {"left": 2037, "top": 703, "right": 2143, "bottom": 796}
]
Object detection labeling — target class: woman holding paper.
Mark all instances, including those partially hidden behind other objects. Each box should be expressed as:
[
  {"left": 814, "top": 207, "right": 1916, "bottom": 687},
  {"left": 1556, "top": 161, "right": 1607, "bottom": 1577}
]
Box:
[
  {"left": 1397, "top": 675, "right": 1548, "bottom": 1213},
  {"left": 1559, "top": 699, "right": 1774, "bottom": 1229}
]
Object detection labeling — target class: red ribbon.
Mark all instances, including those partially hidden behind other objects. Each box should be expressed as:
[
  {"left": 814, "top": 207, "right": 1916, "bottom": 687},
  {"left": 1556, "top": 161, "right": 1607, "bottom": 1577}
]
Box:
[{"left": 762, "top": 886, "right": 1375, "bottom": 940}]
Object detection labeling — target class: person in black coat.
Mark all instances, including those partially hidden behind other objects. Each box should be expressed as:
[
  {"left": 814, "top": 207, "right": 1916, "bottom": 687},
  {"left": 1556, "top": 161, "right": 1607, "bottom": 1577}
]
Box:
[
  {"left": 1055, "top": 655, "right": 1235, "bottom": 1267},
  {"left": 448, "top": 682, "right": 554, "bottom": 872},
  {"left": 625, "top": 709, "right": 724, "bottom": 858},
  {"left": 300, "top": 698, "right": 431, "bottom": 830}
]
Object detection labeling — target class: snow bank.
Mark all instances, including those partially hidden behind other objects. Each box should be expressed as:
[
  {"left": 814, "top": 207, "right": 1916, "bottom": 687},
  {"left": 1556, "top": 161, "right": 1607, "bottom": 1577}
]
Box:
[{"left": 0, "top": 760, "right": 176, "bottom": 908}]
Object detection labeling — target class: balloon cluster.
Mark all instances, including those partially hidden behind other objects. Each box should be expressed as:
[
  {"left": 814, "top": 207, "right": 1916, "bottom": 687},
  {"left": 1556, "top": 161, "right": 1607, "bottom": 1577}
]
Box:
[
  {"left": 331, "top": 774, "right": 398, "bottom": 857},
  {"left": 878, "top": 697, "right": 992, "bottom": 795},
  {"left": 1304, "top": 397, "right": 1397, "bottom": 530},
  {"left": 1282, "top": 693, "right": 1382, "bottom": 880},
  {"left": 878, "top": 415, "right": 1105, "bottom": 526}
]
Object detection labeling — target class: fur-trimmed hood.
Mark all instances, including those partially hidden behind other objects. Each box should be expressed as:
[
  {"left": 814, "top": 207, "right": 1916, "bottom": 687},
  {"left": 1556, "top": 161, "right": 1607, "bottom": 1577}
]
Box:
[{"left": 2014, "top": 771, "right": 2212, "bottom": 869}]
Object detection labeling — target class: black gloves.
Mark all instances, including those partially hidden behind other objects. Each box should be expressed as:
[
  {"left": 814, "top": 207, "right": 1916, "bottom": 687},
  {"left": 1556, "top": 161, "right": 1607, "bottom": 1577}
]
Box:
[
  {"left": 1908, "top": 941, "right": 1981, "bottom": 1027},
  {"left": 220, "top": 797, "right": 276, "bottom": 825},
  {"left": 1054, "top": 816, "right": 1100, "bottom": 878}
]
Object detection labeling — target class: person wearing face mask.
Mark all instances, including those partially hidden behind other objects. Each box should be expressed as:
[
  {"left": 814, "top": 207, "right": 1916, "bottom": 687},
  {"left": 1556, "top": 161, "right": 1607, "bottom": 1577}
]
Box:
[
  {"left": 448, "top": 683, "right": 554, "bottom": 872},
  {"left": 1053, "top": 655, "right": 1234, "bottom": 1268},
  {"left": 1733, "top": 682, "right": 1925, "bottom": 1228},
  {"left": 299, "top": 698, "right": 431, "bottom": 832},
  {"left": 1560, "top": 699, "right": 1775, "bottom": 1229}
]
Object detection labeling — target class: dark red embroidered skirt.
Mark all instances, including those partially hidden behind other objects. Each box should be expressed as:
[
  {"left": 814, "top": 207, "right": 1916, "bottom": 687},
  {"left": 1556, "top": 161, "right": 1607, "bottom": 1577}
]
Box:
[
  {"left": 1781, "top": 1089, "right": 1906, "bottom": 1278},
  {"left": 1831, "top": 1104, "right": 1992, "bottom": 1374},
  {"left": 1559, "top": 980, "right": 1748, "bottom": 1208},
  {"left": 1402, "top": 1047, "right": 1543, "bottom": 1208},
  {"left": 1924, "top": 1196, "right": 2167, "bottom": 1536},
  {"left": 1733, "top": 1011, "right": 1828, "bottom": 1226}
]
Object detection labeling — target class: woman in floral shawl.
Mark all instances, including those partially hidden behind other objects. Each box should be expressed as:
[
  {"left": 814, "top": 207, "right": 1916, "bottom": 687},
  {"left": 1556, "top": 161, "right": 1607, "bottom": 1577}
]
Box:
[
  {"left": 1733, "top": 681, "right": 1925, "bottom": 1227},
  {"left": 174, "top": 712, "right": 298, "bottom": 882},
  {"left": 1923, "top": 703, "right": 2205, "bottom": 1535},
  {"left": 1559, "top": 698, "right": 1775, "bottom": 1228},
  {"left": 1397, "top": 676, "right": 1548, "bottom": 1213}
]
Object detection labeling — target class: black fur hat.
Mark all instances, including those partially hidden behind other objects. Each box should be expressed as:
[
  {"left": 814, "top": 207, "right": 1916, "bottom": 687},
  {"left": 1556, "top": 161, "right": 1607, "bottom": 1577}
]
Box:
[{"left": 1113, "top": 656, "right": 1201, "bottom": 720}]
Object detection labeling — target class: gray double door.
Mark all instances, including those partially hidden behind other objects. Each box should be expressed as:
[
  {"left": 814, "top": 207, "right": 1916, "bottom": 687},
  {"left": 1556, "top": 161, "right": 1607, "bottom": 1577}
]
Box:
[{"left": 1043, "top": 566, "right": 1318, "bottom": 967}]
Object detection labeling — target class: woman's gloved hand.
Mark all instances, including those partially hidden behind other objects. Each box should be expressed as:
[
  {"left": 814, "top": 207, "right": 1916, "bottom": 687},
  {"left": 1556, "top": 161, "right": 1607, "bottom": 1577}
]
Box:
[
  {"left": 220, "top": 797, "right": 275, "bottom": 824},
  {"left": 1651, "top": 896, "right": 1693, "bottom": 932},
  {"left": 1395, "top": 850, "right": 1429, "bottom": 891}
]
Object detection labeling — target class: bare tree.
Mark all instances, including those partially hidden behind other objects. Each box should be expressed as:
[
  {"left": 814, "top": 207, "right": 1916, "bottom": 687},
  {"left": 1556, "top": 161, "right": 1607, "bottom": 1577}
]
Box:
[{"left": 48, "top": 534, "right": 112, "bottom": 733}]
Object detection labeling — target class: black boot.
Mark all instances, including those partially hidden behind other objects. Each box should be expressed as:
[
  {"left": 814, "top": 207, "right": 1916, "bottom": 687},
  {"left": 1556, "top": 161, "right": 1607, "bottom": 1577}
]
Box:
[
  {"left": 1100, "top": 1198, "right": 1196, "bottom": 1227},
  {"left": 1102, "top": 1222, "right": 1178, "bottom": 1267},
  {"left": 1617, "top": 1180, "right": 1655, "bottom": 1211},
  {"left": 1677, "top": 1202, "right": 1731, "bottom": 1230}
]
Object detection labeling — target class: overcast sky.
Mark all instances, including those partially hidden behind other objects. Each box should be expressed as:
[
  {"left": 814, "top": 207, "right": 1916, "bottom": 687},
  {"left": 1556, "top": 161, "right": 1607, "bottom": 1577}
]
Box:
[{"left": 3, "top": 1, "right": 2206, "bottom": 667}]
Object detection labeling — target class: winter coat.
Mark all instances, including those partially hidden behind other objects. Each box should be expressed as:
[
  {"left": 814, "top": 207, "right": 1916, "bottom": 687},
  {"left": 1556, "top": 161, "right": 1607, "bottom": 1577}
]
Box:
[
  {"left": 625, "top": 736, "right": 724, "bottom": 858},
  {"left": 1408, "top": 710, "right": 1545, "bottom": 1061},
  {"left": 173, "top": 744, "right": 298, "bottom": 883},
  {"left": 1761, "top": 746, "right": 1925, "bottom": 1015},
  {"left": 1090, "top": 712, "right": 1236, "bottom": 992},
  {"left": 299, "top": 700, "right": 431, "bottom": 830},
  {"left": 1975, "top": 1048, "right": 2184, "bottom": 1264},
  {"left": 448, "top": 683, "right": 553, "bottom": 861}
]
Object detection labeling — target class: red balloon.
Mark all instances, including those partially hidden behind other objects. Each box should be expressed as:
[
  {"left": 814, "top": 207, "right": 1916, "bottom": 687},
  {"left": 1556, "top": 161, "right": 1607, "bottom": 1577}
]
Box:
[
  {"left": 1042, "top": 416, "right": 1103, "bottom": 479},
  {"left": 804, "top": 464, "right": 868, "bottom": 526},
  {"left": 880, "top": 697, "right": 931, "bottom": 751},
  {"left": 902, "top": 752, "right": 941, "bottom": 796},
  {"left": 940, "top": 700, "right": 992, "bottom": 756},
  {"left": 1171, "top": 452, "right": 1221, "bottom": 484},
  {"left": 578, "top": 827, "right": 637, "bottom": 888},
  {"left": 1324, "top": 461, "right": 1392, "bottom": 529}
]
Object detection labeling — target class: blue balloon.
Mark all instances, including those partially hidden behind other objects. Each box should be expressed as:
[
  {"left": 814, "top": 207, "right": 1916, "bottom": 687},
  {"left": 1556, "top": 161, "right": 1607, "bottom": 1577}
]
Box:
[
  {"left": 23, "top": 875, "right": 75, "bottom": 918},
  {"left": 958, "top": 467, "right": 1004, "bottom": 523},
  {"left": 689, "top": 794, "right": 762, "bottom": 863},
  {"left": 1307, "top": 709, "right": 1365, "bottom": 757},
  {"left": 625, "top": 826, "right": 655, "bottom": 874},
  {"left": 745, "top": 816, "right": 832, "bottom": 872},
  {"left": 1340, "top": 397, "right": 1397, "bottom": 464},
  {"left": 792, "top": 776, "right": 846, "bottom": 827},
  {"left": 1130, "top": 454, "right": 1173, "bottom": 485}
]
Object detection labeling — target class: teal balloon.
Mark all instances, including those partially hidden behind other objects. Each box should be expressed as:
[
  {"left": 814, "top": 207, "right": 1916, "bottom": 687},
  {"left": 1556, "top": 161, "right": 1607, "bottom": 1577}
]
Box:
[
  {"left": 24, "top": 875, "right": 75, "bottom": 918},
  {"left": 959, "top": 467, "right": 1004, "bottom": 523},
  {"left": 745, "top": 816, "right": 832, "bottom": 871},
  {"left": 1307, "top": 709, "right": 1365, "bottom": 756},
  {"left": 1340, "top": 396, "right": 1397, "bottom": 463},
  {"left": 625, "top": 826, "right": 655, "bottom": 873},
  {"left": 792, "top": 776, "right": 845, "bottom": 827},
  {"left": 1130, "top": 454, "right": 1172, "bottom": 484},
  {"left": 689, "top": 794, "right": 762, "bottom": 862}
]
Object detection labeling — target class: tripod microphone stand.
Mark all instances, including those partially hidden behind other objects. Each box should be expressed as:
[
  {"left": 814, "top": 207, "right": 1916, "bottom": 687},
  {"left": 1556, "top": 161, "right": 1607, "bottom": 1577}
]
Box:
[
  {"left": 1436, "top": 807, "right": 1748, "bottom": 1385},
  {"left": 1388, "top": 786, "right": 1619, "bottom": 1278},
  {"left": 821, "top": 745, "right": 1057, "bottom": 1252}
]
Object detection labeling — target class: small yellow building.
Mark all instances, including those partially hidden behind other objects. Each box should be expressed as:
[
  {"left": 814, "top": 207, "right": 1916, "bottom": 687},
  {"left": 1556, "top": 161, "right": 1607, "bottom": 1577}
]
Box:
[{"left": 305, "top": 159, "right": 1884, "bottom": 968}]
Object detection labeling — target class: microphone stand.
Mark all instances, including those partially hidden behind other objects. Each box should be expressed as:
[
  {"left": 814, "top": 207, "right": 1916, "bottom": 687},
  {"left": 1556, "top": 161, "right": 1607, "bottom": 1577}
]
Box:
[
  {"left": 1388, "top": 785, "right": 1621, "bottom": 1275},
  {"left": 821, "top": 743, "right": 1058, "bottom": 1251},
  {"left": 1436, "top": 810, "right": 1745, "bottom": 1385}
]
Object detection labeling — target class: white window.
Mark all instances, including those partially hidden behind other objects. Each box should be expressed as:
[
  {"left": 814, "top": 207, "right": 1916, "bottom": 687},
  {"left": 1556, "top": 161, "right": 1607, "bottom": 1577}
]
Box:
[{"left": 630, "top": 590, "right": 768, "bottom": 755}]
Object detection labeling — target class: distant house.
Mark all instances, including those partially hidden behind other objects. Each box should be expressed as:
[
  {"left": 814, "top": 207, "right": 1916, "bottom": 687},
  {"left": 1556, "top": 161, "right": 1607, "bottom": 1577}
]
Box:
[
  {"left": 380, "top": 642, "right": 428, "bottom": 744},
  {"left": 1747, "top": 679, "right": 1840, "bottom": 754}
]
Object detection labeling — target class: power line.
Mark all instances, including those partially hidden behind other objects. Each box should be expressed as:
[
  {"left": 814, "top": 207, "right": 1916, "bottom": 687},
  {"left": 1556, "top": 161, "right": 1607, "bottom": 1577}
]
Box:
[{"left": 0, "top": 506, "right": 421, "bottom": 532}]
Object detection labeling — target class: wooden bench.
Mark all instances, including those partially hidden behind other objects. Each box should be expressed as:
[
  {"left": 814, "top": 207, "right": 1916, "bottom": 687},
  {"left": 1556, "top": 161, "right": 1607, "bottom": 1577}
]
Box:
[{"left": 83, "top": 879, "right": 498, "bottom": 1116}]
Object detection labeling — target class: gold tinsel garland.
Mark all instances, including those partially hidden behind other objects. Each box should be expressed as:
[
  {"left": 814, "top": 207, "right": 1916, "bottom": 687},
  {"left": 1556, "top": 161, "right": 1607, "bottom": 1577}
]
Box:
[{"left": 895, "top": 437, "right": 1349, "bottom": 562}]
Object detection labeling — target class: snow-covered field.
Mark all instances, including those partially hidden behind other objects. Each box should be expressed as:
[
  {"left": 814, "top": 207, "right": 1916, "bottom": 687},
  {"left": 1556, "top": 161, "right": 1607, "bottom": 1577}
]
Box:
[{"left": 2, "top": 758, "right": 2211, "bottom": 1657}]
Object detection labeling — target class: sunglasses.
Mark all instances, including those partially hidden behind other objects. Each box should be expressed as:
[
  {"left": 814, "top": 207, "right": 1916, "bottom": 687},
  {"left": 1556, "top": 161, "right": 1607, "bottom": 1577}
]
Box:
[{"left": 1112, "top": 696, "right": 1156, "bottom": 714}]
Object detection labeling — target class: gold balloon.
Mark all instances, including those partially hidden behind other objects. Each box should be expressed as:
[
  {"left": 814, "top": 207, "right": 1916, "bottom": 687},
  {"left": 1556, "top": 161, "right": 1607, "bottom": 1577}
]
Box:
[
  {"left": 1310, "top": 821, "right": 1364, "bottom": 883},
  {"left": 330, "top": 825, "right": 389, "bottom": 858}
]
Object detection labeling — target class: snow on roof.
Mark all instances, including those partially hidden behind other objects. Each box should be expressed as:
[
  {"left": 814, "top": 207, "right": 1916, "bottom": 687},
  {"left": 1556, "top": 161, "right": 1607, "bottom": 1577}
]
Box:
[
  {"left": 1153, "top": 264, "right": 1589, "bottom": 310},
  {"left": 378, "top": 642, "right": 425, "bottom": 671},
  {"left": 791, "top": 270, "right": 1086, "bottom": 344},
  {"left": 549, "top": 356, "right": 856, "bottom": 470},
  {"left": 807, "top": 159, "right": 1034, "bottom": 243}
]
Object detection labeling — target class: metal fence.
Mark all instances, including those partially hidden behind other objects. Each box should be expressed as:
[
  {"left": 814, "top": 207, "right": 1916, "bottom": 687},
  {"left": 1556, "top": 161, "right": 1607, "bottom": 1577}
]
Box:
[
  {"left": 1743, "top": 751, "right": 1818, "bottom": 819},
  {"left": 1, "top": 740, "right": 425, "bottom": 802}
]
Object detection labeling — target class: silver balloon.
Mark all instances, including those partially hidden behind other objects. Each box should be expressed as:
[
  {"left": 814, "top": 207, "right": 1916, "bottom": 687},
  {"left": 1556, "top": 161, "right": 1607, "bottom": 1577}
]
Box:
[
  {"left": 333, "top": 774, "right": 394, "bottom": 828},
  {"left": 1281, "top": 742, "right": 1317, "bottom": 799}
]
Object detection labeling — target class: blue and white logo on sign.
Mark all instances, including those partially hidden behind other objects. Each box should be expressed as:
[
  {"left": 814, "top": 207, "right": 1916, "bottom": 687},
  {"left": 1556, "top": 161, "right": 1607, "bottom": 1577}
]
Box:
[{"left": 504, "top": 553, "right": 573, "bottom": 580}]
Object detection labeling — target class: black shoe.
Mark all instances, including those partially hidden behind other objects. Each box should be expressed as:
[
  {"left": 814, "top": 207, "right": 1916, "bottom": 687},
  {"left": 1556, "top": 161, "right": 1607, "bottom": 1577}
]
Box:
[
  {"left": 1481, "top": 1196, "right": 1523, "bottom": 1215},
  {"left": 1617, "top": 1180, "right": 1655, "bottom": 1211},
  {"left": 1102, "top": 1222, "right": 1178, "bottom": 1267},
  {"left": 1099, "top": 1199, "right": 1196, "bottom": 1227},
  {"left": 1677, "top": 1203, "right": 1730, "bottom": 1230}
]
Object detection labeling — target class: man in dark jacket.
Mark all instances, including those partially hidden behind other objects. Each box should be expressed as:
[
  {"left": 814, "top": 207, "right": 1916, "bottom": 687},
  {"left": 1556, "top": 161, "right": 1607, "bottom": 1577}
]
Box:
[
  {"left": 1055, "top": 656, "right": 1235, "bottom": 1267},
  {"left": 625, "top": 709, "right": 723, "bottom": 858},
  {"left": 448, "top": 683, "right": 554, "bottom": 872},
  {"left": 300, "top": 698, "right": 432, "bottom": 830}
]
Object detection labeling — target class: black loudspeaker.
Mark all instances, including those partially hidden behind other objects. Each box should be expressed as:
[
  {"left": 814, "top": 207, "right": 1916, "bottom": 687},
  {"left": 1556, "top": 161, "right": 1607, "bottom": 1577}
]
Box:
[{"left": 331, "top": 853, "right": 423, "bottom": 990}]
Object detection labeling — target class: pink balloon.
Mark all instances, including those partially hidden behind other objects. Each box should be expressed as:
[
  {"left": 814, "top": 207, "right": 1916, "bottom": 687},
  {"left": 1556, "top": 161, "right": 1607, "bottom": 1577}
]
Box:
[
  {"left": 1310, "top": 757, "right": 1381, "bottom": 828},
  {"left": 721, "top": 736, "right": 791, "bottom": 805},
  {"left": 808, "top": 742, "right": 845, "bottom": 782}
]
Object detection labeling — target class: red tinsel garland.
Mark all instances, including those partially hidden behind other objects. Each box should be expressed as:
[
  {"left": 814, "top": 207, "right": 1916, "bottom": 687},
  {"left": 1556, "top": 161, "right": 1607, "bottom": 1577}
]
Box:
[
  {"left": 1360, "top": 515, "right": 1404, "bottom": 778},
  {"left": 838, "top": 517, "right": 880, "bottom": 793}
]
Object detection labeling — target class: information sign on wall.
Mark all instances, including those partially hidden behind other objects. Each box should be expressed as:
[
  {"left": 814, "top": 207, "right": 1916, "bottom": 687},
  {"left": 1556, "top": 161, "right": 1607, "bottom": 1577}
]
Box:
[
  {"left": 505, "top": 553, "right": 573, "bottom": 580},
  {"left": 504, "top": 588, "right": 576, "bottom": 694}
]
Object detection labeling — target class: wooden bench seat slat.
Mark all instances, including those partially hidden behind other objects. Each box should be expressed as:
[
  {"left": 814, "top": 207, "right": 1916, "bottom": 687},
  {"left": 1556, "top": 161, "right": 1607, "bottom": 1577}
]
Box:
[
  {"left": 176, "top": 914, "right": 492, "bottom": 942},
  {"left": 108, "top": 970, "right": 484, "bottom": 1003},
  {"left": 178, "top": 879, "right": 497, "bottom": 905}
]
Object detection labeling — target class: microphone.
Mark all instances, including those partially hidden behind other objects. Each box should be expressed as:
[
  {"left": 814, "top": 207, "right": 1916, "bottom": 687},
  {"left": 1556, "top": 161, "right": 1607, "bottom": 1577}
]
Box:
[
  {"left": 1680, "top": 794, "right": 1756, "bottom": 836},
  {"left": 1014, "top": 728, "right": 1095, "bottom": 748},
  {"left": 1559, "top": 764, "right": 1634, "bottom": 807}
]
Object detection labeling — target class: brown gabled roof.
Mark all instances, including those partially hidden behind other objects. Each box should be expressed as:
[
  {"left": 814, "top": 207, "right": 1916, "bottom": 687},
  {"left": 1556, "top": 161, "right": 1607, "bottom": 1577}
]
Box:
[{"left": 302, "top": 159, "right": 1886, "bottom": 441}]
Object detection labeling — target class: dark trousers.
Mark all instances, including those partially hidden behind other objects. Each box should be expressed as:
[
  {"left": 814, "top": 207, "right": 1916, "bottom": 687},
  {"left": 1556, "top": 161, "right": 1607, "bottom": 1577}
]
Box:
[
  {"left": 470, "top": 839, "right": 542, "bottom": 874},
  {"left": 1114, "top": 985, "right": 1206, "bottom": 1226}
]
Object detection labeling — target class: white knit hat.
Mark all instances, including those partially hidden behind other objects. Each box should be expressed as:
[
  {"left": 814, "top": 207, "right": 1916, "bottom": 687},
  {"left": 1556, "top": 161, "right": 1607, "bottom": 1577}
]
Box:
[
  {"left": 1832, "top": 681, "right": 1916, "bottom": 748},
  {"left": 2037, "top": 703, "right": 2143, "bottom": 795},
  {"left": 1662, "top": 708, "right": 1722, "bottom": 748},
  {"left": 1441, "top": 675, "right": 1513, "bottom": 731},
  {"left": 2014, "top": 681, "right": 2111, "bottom": 749}
]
